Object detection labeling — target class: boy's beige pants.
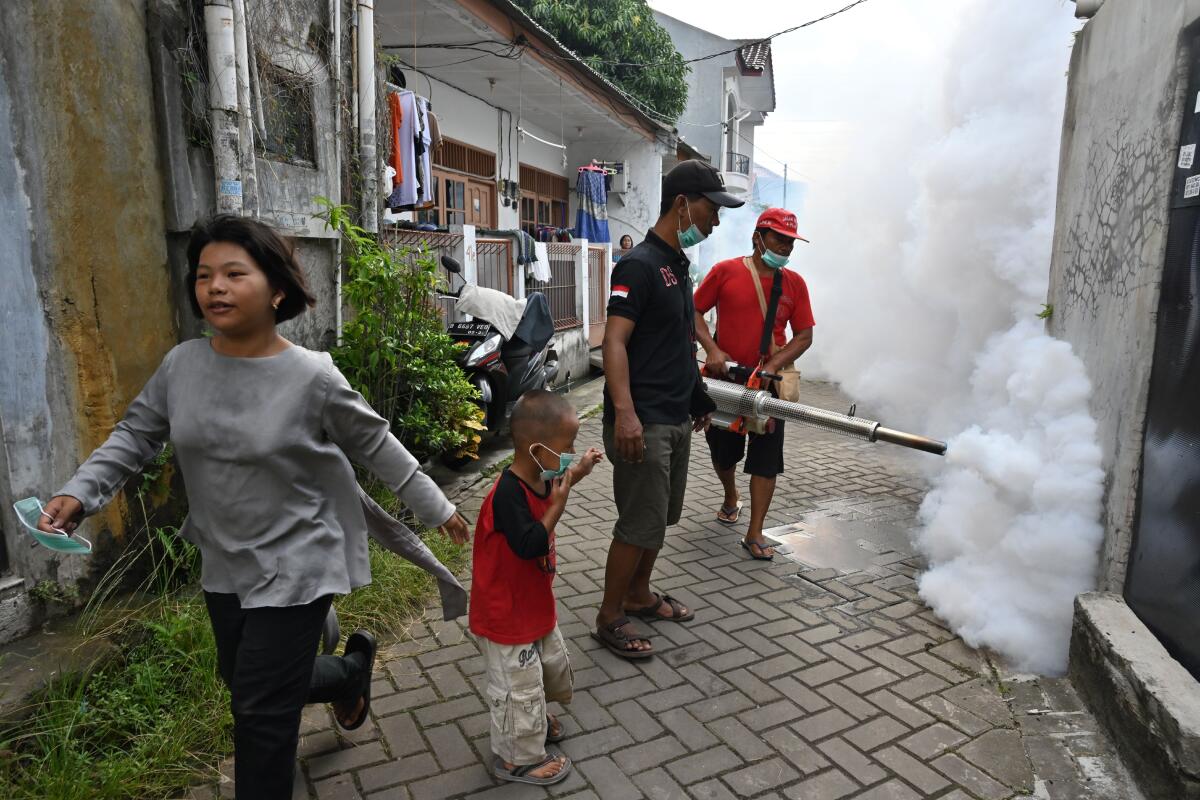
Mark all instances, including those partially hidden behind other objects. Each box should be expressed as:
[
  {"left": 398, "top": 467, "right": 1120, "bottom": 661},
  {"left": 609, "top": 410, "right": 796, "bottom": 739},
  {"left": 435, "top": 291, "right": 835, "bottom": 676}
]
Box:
[{"left": 477, "top": 625, "right": 573, "bottom": 765}]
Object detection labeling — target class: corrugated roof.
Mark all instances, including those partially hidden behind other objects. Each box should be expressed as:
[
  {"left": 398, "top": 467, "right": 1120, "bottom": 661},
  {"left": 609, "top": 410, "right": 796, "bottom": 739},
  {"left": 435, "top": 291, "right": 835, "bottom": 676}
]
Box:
[{"left": 738, "top": 41, "right": 771, "bottom": 72}]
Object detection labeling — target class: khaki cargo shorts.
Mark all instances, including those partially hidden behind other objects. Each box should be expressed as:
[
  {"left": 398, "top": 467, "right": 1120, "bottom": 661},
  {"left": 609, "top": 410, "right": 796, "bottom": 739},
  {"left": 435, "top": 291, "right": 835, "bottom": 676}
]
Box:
[
  {"left": 477, "top": 625, "right": 573, "bottom": 765},
  {"left": 603, "top": 421, "right": 692, "bottom": 550}
]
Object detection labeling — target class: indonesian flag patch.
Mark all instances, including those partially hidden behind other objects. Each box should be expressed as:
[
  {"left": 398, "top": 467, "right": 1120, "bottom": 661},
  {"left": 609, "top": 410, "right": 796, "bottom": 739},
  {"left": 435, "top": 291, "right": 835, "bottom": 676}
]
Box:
[{"left": 611, "top": 284, "right": 630, "bottom": 299}]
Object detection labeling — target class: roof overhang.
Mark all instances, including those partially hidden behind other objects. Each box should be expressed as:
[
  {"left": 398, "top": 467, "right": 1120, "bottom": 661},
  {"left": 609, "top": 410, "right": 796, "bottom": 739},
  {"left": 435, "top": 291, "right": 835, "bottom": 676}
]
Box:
[{"left": 377, "top": 0, "right": 673, "bottom": 147}]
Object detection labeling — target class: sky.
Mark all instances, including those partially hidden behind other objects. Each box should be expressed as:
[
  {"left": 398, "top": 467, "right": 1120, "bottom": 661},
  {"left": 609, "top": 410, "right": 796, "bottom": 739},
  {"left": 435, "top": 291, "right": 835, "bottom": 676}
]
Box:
[{"left": 648, "top": 0, "right": 967, "bottom": 205}]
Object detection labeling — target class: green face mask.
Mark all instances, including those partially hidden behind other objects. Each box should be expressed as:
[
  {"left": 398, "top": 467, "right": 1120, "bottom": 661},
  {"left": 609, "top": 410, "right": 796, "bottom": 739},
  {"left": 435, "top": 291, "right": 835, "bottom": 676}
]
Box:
[
  {"left": 13, "top": 497, "right": 92, "bottom": 554},
  {"left": 678, "top": 198, "right": 708, "bottom": 249},
  {"left": 758, "top": 234, "right": 789, "bottom": 269}
]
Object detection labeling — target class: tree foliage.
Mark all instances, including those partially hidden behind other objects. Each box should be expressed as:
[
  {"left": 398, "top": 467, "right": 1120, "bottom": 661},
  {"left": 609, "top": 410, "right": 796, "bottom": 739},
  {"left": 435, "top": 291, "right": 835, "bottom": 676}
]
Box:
[{"left": 514, "top": 0, "right": 689, "bottom": 122}]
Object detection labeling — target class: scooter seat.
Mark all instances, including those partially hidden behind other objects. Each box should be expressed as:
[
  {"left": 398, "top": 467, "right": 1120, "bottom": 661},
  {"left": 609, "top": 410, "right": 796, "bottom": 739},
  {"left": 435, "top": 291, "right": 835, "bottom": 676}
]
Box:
[{"left": 501, "top": 338, "right": 535, "bottom": 359}]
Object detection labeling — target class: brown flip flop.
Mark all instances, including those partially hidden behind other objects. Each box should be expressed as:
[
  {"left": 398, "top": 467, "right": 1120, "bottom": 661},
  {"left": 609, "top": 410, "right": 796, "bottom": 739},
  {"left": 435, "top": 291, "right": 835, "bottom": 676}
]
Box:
[
  {"left": 627, "top": 592, "right": 695, "bottom": 623},
  {"left": 591, "top": 616, "right": 654, "bottom": 660}
]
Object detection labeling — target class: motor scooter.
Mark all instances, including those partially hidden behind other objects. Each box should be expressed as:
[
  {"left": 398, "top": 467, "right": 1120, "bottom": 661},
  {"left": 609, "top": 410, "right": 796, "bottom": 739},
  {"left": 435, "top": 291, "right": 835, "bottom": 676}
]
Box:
[{"left": 438, "top": 256, "right": 560, "bottom": 467}]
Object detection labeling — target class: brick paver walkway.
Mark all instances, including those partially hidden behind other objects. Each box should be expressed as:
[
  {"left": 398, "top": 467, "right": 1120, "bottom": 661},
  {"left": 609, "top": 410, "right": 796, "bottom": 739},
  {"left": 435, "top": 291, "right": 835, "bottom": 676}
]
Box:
[{"left": 189, "top": 380, "right": 1140, "bottom": 800}]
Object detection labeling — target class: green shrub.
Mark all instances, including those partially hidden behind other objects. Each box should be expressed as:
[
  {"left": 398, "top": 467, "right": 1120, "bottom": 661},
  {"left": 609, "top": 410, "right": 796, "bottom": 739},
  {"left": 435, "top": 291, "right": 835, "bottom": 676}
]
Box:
[{"left": 317, "top": 199, "right": 485, "bottom": 463}]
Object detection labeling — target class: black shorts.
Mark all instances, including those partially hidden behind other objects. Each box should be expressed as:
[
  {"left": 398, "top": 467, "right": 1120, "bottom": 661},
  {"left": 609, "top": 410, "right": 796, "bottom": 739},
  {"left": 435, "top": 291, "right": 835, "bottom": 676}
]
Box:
[{"left": 705, "top": 419, "right": 785, "bottom": 479}]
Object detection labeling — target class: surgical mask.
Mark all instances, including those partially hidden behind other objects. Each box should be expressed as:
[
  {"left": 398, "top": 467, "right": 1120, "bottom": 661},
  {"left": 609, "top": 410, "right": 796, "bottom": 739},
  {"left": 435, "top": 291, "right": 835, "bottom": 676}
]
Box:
[
  {"left": 12, "top": 497, "right": 93, "bottom": 554},
  {"left": 678, "top": 198, "right": 708, "bottom": 249},
  {"left": 757, "top": 234, "right": 789, "bottom": 269},
  {"left": 530, "top": 444, "right": 575, "bottom": 481}
]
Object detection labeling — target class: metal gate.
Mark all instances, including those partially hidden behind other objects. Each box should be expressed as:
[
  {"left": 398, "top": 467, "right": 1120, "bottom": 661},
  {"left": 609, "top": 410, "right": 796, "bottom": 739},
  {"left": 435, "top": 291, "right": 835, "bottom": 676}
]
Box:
[
  {"left": 1125, "top": 34, "right": 1200, "bottom": 679},
  {"left": 588, "top": 246, "right": 607, "bottom": 347},
  {"left": 381, "top": 227, "right": 464, "bottom": 319},
  {"left": 475, "top": 238, "right": 513, "bottom": 294}
]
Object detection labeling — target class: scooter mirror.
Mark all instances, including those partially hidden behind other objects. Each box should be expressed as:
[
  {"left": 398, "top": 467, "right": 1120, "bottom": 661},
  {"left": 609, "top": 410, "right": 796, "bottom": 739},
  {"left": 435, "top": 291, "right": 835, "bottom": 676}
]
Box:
[{"left": 441, "top": 255, "right": 462, "bottom": 274}]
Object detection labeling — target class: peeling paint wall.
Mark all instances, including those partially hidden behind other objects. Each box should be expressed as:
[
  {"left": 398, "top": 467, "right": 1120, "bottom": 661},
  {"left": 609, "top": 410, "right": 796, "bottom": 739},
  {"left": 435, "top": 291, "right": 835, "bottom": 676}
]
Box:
[
  {"left": 0, "top": 0, "right": 177, "bottom": 626},
  {"left": 1047, "top": 0, "right": 1200, "bottom": 591}
]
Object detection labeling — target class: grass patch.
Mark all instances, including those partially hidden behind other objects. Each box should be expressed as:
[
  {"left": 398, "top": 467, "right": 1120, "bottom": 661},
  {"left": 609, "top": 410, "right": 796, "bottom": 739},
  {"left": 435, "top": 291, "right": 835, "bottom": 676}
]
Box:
[
  {"left": 0, "top": 591, "right": 232, "bottom": 800},
  {"left": 483, "top": 454, "right": 515, "bottom": 479},
  {"left": 334, "top": 534, "right": 468, "bottom": 637},
  {"left": 337, "top": 478, "right": 469, "bottom": 637}
]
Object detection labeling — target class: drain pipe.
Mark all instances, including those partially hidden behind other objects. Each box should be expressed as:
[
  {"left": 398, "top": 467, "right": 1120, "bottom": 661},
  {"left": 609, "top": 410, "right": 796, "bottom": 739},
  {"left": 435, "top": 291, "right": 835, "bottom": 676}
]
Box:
[
  {"left": 1074, "top": 0, "right": 1105, "bottom": 18},
  {"left": 357, "top": 0, "right": 378, "bottom": 231},
  {"left": 332, "top": 0, "right": 344, "bottom": 340},
  {"left": 205, "top": 0, "right": 242, "bottom": 214},
  {"left": 232, "top": 0, "right": 258, "bottom": 216}
]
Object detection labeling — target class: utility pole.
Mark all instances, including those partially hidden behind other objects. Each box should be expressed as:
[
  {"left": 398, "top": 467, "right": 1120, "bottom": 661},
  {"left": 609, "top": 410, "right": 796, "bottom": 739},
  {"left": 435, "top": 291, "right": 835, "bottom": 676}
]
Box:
[{"left": 783, "top": 163, "right": 788, "bottom": 208}]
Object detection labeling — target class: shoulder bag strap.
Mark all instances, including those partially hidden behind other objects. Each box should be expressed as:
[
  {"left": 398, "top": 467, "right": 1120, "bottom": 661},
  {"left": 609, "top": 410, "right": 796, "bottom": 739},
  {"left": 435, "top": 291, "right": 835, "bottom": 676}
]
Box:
[{"left": 744, "top": 258, "right": 783, "bottom": 359}]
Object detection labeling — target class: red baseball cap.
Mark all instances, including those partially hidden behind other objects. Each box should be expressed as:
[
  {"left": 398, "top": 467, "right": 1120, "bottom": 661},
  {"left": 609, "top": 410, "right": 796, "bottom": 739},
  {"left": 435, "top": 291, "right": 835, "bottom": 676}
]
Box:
[{"left": 756, "top": 208, "right": 809, "bottom": 242}]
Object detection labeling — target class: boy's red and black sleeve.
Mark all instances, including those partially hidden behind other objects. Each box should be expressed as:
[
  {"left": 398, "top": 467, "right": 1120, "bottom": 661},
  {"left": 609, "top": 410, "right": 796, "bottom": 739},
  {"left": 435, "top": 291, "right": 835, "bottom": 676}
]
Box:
[{"left": 492, "top": 470, "right": 550, "bottom": 560}]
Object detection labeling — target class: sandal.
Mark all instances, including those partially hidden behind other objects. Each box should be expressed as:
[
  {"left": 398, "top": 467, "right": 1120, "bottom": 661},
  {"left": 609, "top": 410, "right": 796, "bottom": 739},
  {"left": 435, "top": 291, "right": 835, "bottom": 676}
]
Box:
[
  {"left": 716, "top": 501, "right": 742, "bottom": 525},
  {"left": 546, "top": 714, "right": 566, "bottom": 744},
  {"left": 741, "top": 539, "right": 775, "bottom": 561},
  {"left": 337, "top": 629, "right": 377, "bottom": 731},
  {"left": 493, "top": 754, "right": 573, "bottom": 785},
  {"left": 627, "top": 592, "right": 695, "bottom": 623},
  {"left": 591, "top": 617, "right": 654, "bottom": 660}
]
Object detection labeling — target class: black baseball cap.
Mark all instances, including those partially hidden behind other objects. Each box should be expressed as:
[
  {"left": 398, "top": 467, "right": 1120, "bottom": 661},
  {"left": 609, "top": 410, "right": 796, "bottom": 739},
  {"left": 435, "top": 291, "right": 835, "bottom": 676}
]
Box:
[{"left": 662, "top": 159, "right": 745, "bottom": 208}]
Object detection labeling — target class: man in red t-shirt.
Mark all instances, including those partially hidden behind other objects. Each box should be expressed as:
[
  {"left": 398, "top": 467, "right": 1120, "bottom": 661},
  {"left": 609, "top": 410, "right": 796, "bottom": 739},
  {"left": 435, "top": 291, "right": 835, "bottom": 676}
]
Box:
[{"left": 693, "top": 207, "right": 815, "bottom": 560}]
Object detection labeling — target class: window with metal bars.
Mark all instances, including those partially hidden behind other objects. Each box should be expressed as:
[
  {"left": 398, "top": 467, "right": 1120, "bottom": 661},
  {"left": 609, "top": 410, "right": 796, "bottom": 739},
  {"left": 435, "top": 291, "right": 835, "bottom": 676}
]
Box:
[{"left": 519, "top": 164, "right": 570, "bottom": 238}]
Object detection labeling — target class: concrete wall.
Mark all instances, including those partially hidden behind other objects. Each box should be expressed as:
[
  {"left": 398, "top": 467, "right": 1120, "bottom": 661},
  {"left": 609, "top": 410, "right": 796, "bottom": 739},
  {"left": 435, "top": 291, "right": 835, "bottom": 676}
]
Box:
[
  {"left": 1047, "top": 0, "right": 1200, "bottom": 591},
  {"left": 150, "top": 0, "right": 343, "bottom": 349},
  {"left": 0, "top": 0, "right": 178, "bottom": 634},
  {"left": 653, "top": 11, "right": 727, "bottom": 161}
]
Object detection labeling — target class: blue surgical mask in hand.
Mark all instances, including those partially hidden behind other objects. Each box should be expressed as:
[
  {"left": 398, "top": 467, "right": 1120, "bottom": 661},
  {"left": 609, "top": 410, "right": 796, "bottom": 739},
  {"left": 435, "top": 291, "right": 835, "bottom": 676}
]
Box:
[
  {"left": 12, "top": 497, "right": 92, "bottom": 554},
  {"left": 530, "top": 444, "right": 576, "bottom": 481}
]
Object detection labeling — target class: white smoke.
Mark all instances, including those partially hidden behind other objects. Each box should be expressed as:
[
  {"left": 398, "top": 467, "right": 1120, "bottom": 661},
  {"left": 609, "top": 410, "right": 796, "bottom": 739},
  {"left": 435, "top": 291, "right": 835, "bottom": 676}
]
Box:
[
  {"left": 789, "top": 1, "right": 1099, "bottom": 674},
  {"left": 651, "top": 0, "right": 1100, "bottom": 673},
  {"left": 692, "top": 202, "right": 763, "bottom": 282}
]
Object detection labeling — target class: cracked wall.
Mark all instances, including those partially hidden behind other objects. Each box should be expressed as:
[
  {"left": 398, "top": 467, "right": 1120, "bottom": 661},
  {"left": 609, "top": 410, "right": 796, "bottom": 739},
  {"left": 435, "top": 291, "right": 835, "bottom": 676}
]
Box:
[
  {"left": 0, "top": 0, "right": 177, "bottom": 637},
  {"left": 1047, "top": 0, "right": 1200, "bottom": 591}
]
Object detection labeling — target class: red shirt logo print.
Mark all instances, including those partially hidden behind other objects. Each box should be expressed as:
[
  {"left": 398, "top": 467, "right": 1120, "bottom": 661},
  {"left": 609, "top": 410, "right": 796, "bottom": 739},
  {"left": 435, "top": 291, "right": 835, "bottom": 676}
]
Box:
[{"left": 660, "top": 267, "right": 678, "bottom": 287}]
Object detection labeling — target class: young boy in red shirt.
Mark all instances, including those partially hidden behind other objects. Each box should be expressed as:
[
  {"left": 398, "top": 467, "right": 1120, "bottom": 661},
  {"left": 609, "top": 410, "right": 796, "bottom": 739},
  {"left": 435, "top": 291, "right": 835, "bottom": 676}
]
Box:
[{"left": 470, "top": 390, "right": 603, "bottom": 786}]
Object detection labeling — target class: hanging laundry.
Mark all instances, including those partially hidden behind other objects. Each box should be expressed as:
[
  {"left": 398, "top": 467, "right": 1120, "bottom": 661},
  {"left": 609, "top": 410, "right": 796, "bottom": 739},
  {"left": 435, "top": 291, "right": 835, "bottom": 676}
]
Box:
[
  {"left": 382, "top": 166, "right": 402, "bottom": 223},
  {"left": 574, "top": 170, "right": 610, "bottom": 243},
  {"left": 387, "top": 91, "right": 405, "bottom": 193},
  {"left": 416, "top": 97, "right": 435, "bottom": 208},
  {"left": 531, "top": 242, "right": 552, "bottom": 284},
  {"left": 427, "top": 107, "right": 443, "bottom": 157},
  {"left": 388, "top": 90, "right": 420, "bottom": 210}
]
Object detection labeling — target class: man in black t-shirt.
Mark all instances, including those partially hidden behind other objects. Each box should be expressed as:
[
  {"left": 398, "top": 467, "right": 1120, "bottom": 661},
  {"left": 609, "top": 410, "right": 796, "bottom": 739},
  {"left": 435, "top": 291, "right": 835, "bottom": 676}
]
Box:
[{"left": 593, "top": 160, "right": 743, "bottom": 660}]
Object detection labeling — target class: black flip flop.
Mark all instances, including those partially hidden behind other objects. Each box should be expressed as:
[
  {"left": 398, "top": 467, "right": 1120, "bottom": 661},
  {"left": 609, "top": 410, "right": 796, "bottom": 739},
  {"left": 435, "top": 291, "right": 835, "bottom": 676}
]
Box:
[
  {"left": 339, "top": 629, "right": 377, "bottom": 731},
  {"left": 741, "top": 539, "right": 775, "bottom": 561},
  {"left": 546, "top": 714, "right": 566, "bottom": 744},
  {"left": 493, "top": 754, "right": 573, "bottom": 785},
  {"left": 716, "top": 502, "right": 742, "bottom": 525}
]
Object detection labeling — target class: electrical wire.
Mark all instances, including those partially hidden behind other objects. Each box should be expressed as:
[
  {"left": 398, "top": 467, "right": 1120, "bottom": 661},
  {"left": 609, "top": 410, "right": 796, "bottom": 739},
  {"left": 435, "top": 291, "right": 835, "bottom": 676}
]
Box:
[{"left": 394, "top": 0, "right": 873, "bottom": 70}]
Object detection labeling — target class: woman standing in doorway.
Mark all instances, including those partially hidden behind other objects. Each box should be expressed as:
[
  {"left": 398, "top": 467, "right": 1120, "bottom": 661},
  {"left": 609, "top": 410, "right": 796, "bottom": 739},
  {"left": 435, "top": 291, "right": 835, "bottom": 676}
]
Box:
[{"left": 39, "top": 215, "right": 469, "bottom": 799}]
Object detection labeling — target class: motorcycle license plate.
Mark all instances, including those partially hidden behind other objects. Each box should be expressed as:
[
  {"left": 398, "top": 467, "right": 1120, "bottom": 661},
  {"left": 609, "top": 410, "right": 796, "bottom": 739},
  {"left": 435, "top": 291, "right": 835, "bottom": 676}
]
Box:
[{"left": 447, "top": 322, "right": 492, "bottom": 338}]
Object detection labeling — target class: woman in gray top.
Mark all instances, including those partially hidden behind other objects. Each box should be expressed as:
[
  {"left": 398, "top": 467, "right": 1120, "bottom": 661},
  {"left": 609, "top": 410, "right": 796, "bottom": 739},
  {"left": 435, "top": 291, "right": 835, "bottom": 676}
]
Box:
[{"left": 39, "top": 215, "right": 470, "bottom": 800}]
